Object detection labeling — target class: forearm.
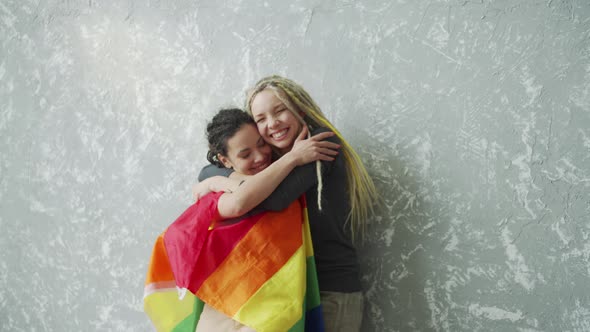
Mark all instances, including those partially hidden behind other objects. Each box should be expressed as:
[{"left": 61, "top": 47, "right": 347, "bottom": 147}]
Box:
[
  {"left": 228, "top": 172, "right": 249, "bottom": 181},
  {"left": 217, "top": 153, "right": 298, "bottom": 218},
  {"left": 258, "top": 162, "right": 319, "bottom": 211},
  {"left": 205, "top": 176, "right": 244, "bottom": 193},
  {"left": 216, "top": 127, "right": 338, "bottom": 217},
  {"left": 193, "top": 176, "right": 245, "bottom": 201},
  {"left": 259, "top": 128, "right": 339, "bottom": 211}
]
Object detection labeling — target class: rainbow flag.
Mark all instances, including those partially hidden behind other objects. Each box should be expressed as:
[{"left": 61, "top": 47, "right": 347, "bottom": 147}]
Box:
[{"left": 144, "top": 192, "right": 324, "bottom": 331}]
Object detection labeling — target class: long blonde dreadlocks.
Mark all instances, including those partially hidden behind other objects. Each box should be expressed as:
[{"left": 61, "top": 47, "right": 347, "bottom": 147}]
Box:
[{"left": 245, "top": 75, "right": 379, "bottom": 241}]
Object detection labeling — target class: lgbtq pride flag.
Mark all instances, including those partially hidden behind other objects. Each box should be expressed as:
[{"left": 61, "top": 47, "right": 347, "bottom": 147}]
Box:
[{"left": 144, "top": 192, "right": 324, "bottom": 331}]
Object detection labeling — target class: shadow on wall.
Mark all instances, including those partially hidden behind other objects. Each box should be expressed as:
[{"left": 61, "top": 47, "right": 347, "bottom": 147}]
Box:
[{"left": 354, "top": 133, "right": 446, "bottom": 332}]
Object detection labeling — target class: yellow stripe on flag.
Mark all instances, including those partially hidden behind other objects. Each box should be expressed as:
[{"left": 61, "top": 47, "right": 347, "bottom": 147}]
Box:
[
  {"left": 233, "top": 246, "right": 307, "bottom": 332},
  {"left": 144, "top": 289, "right": 195, "bottom": 331}
]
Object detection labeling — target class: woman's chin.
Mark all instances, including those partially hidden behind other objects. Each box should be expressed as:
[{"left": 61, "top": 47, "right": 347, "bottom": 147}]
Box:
[{"left": 268, "top": 135, "right": 296, "bottom": 151}]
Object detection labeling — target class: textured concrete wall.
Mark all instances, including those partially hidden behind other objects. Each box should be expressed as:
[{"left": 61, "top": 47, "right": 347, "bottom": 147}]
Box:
[{"left": 1, "top": 0, "right": 589, "bottom": 331}]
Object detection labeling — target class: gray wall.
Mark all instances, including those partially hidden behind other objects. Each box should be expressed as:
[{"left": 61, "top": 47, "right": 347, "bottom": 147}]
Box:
[{"left": 1, "top": 0, "right": 589, "bottom": 331}]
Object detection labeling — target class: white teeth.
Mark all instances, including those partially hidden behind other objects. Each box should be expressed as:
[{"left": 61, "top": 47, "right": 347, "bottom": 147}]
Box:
[{"left": 272, "top": 129, "right": 288, "bottom": 139}]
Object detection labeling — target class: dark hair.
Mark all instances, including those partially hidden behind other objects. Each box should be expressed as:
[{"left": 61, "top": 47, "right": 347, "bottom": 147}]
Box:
[{"left": 206, "top": 108, "right": 255, "bottom": 168}]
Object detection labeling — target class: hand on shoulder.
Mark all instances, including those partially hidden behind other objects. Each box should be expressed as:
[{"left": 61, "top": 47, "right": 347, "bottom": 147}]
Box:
[{"left": 289, "top": 126, "right": 340, "bottom": 166}]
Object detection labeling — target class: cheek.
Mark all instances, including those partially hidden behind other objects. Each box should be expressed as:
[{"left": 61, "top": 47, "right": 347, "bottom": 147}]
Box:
[
  {"left": 256, "top": 123, "right": 269, "bottom": 137},
  {"left": 240, "top": 161, "right": 254, "bottom": 174},
  {"left": 285, "top": 113, "right": 300, "bottom": 129},
  {"left": 244, "top": 159, "right": 254, "bottom": 169},
  {"left": 294, "top": 121, "right": 302, "bottom": 133}
]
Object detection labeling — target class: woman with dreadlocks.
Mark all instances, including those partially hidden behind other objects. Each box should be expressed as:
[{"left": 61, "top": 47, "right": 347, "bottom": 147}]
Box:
[{"left": 196, "top": 76, "right": 378, "bottom": 332}]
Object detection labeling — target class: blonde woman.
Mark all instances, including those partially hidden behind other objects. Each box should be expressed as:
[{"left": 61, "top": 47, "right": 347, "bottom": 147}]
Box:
[{"left": 197, "top": 76, "right": 378, "bottom": 332}]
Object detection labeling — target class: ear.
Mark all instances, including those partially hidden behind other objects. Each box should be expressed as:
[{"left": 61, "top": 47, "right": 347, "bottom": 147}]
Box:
[{"left": 217, "top": 154, "right": 233, "bottom": 169}]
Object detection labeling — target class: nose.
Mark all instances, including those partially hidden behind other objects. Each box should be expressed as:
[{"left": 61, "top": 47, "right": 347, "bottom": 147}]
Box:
[
  {"left": 268, "top": 114, "right": 279, "bottom": 129},
  {"left": 253, "top": 149, "right": 266, "bottom": 163}
]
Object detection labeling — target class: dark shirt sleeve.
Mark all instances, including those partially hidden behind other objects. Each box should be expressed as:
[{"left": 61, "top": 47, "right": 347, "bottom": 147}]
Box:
[
  {"left": 258, "top": 127, "right": 340, "bottom": 211},
  {"left": 198, "top": 164, "right": 234, "bottom": 182}
]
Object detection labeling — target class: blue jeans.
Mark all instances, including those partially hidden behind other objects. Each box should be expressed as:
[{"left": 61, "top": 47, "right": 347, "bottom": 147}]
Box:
[{"left": 320, "top": 291, "right": 364, "bottom": 332}]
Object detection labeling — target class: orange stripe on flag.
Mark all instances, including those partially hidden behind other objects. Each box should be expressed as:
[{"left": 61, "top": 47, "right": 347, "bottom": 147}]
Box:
[
  {"left": 145, "top": 232, "right": 175, "bottom": 285},
  {"left": 197, "top": 201, "right": 303, "bottom": 316}
]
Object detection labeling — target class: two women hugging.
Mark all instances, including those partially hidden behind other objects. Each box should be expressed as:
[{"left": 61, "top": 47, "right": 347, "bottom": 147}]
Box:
[{"left": 144, "top": 75, "right": 378, "bottom": 332}]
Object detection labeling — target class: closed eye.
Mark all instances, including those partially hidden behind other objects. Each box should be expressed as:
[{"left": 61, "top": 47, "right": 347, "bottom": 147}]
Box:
[{"left": 238, "top": 148, "right": 252, "bottom": 159}]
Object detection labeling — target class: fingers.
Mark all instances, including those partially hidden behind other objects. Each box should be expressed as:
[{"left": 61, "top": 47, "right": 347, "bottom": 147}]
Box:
[
  {"left": 193, "top": 191, "right": 202, "bottom": 202},
  {"left": 318, "top": 147, "right": 339, "bottom": 156},
  {"left": 299, "top": 136, "right": 340, "bottom": 149},
  {"left": 305, "top": 140, "right": 340, "bottom": 152},
  {"left": 317, "top": 140, "right": 340, "bottom": 149},
  {"left": 192, "top": 183, "right": 208, "bottom": 202},
  {"left": 316, "top": 147, "right": 338, "bottom": 160},
  {"left": 317, "top": 155, "right": 336, "bottom": 161},
  {"left": 310, "top": 131, "right": 335, "bottom": 141},
  {"left": 302, "top": 146, "right": 339, "bottom": 163},
  {"left": 302, "top": 141, "right": 340, "bottom": 157}
]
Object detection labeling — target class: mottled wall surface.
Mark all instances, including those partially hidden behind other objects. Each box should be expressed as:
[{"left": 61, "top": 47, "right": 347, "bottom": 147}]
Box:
[{"left": 1, "top": 0, "right": 589, "bottom": 331}]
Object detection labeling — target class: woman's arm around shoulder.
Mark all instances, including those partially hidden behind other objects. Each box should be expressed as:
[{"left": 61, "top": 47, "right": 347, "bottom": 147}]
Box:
[
  {"left": 217, "top": 127, "right": 339, "bottom": 218},
  {"left": 257, "top": 127, "right": 342, "bottom": 211}
]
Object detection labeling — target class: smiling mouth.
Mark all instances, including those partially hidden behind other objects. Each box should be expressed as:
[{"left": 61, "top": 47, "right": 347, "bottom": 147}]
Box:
[
  {"left": 251, "top": 160, "right": 270, "bottom": 173},
  {"left": 271, "top": 128, "right": 288, "bottom": 140}
]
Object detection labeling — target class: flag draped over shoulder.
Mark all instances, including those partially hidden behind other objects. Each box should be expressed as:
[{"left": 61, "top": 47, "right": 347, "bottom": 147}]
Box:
[{"left": 144, "top": 192, "right": 324, "bottom": 332}]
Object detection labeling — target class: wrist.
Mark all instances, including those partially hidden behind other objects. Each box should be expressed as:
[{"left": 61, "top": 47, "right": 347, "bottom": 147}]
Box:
[{"left": 282, "top": 151, "right": 300, "bottom": 168}]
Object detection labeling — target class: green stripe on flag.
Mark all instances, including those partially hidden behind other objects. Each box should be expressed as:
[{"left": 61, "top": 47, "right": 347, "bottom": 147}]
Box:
[
  {"left": 305, "top": 256, "right": 321, "bottom": 309},
  {"left": 172, "top": 297, "right": 205, "bottom": 332}
]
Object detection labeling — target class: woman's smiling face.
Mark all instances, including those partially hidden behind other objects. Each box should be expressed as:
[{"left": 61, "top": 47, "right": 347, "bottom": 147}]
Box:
[
  {"left": 218, "top": 123, "right": 272, "bottom": 175},
  {"left": 250, "top": 89, "right": 303, "bottom": 154}
]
